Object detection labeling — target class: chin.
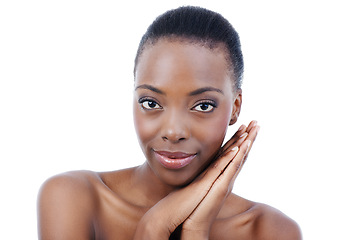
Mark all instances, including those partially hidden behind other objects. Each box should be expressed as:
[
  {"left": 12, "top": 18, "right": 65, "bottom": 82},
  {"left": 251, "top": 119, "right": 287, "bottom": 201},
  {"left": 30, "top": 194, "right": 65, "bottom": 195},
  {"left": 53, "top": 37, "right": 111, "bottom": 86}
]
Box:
[
  {"left": 160, "top": 176, "right": 196, "bottom": 188},
  {"left": 149, "top": 157, "right": 212, "bottom": 188},
  {"left": 155, "top": 167, "right": 199, "bottom": 187}
]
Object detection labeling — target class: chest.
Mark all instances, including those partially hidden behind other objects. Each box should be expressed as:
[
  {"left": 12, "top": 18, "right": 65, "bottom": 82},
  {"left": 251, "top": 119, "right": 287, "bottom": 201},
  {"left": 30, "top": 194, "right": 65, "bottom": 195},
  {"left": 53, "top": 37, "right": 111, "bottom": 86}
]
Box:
[
  {"left": 92, "top": 204, "right": 254, "bottom": 240},
  {"left": 93, "top": 193, "right": 147, "bottom": 240},
  {"left": 91, "top": 185, "right": 255, "bottom": 240}
]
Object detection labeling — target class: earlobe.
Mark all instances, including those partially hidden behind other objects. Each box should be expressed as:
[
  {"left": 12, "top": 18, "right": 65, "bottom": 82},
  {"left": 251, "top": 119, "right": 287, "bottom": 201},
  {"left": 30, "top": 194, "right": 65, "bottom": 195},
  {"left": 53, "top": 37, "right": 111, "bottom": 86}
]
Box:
[{"left": 229, "top": 91, "right": 242, "bottom": 126}]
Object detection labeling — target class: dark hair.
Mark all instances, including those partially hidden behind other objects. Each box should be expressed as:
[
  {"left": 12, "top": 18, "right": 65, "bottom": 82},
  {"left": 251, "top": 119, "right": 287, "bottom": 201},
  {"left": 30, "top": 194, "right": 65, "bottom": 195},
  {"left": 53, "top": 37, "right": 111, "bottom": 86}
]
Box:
[{"left": 134, "top": 6, "right": 244, "bottom": 89}]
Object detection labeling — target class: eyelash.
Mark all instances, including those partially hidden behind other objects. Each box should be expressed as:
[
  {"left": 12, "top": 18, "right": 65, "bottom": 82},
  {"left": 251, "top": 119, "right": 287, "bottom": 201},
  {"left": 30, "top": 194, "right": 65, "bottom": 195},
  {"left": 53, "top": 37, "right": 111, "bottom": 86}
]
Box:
[
  {"left": 138, "top": 97, "right": 162, "bottom": 110},
  {"left": 192, "top": 100, "right": 217, "bottom": 113},
  {"left": 138, "top": 97, "right": 217, "bottom": 113}
]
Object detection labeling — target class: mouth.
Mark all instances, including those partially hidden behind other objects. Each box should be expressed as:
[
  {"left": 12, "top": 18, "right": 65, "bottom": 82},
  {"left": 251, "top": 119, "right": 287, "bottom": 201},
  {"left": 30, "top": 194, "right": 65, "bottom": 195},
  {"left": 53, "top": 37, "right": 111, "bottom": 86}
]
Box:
[{"left": 154, "top": 150, "right": 197, "bottom": 170}]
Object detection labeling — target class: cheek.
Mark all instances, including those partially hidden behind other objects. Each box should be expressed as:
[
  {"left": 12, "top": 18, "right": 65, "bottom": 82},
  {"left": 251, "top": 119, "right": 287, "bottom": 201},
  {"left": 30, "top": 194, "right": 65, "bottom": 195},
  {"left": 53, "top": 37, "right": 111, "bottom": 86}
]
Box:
[
  {"left": 196, "top": 110, "right": 232, "bottom": 157},
  {"left": 133, "top": 103, "right": 156, "bottom": 152},
  {"left": 204, "top": 117, "right": 229, "bottom": 145}
]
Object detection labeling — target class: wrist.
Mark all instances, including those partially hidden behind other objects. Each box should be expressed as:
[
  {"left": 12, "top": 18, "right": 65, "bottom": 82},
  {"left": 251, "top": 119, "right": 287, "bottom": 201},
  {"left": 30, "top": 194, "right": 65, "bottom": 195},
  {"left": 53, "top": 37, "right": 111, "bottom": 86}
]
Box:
[
  {"left": 181, "top": 229, "right": 208, "bottom": 240},
  {"left": 181, "top": 221, "right": 210, "bottom": 240},
  {"left": 134, "top": 211, "right": 169, "bottom": 240}
]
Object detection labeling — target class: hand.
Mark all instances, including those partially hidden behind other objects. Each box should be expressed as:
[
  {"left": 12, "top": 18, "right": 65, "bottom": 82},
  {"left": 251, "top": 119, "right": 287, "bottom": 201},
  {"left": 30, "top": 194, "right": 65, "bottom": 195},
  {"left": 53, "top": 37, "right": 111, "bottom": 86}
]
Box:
[
  {"left": 180, "top": 121, "right": 259, "bottom": 239},
  {"left": 133, "top": 121, "right": 260, "bottom": 240}
]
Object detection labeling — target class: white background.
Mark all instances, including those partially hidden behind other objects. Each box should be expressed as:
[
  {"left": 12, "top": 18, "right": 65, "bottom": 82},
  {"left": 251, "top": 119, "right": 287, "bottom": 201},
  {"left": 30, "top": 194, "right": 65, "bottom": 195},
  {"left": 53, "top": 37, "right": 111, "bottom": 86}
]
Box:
[{"left": 1, "top": 0, "right": 359, "bottom": 239}]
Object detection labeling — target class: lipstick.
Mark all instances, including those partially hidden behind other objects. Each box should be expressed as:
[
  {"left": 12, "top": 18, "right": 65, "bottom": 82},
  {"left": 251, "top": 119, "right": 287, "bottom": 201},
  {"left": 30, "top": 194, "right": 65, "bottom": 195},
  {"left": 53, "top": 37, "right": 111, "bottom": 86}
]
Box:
[{"left": 154, "top": 151, "right": 197, "bottom": 169}]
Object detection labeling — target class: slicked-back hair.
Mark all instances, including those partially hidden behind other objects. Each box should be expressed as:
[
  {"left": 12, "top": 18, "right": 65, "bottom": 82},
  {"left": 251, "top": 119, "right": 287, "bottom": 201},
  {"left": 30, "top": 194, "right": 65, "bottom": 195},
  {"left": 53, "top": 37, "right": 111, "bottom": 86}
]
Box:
[{"left": 134, "top": 6, "right": 244, "bottom": 90}]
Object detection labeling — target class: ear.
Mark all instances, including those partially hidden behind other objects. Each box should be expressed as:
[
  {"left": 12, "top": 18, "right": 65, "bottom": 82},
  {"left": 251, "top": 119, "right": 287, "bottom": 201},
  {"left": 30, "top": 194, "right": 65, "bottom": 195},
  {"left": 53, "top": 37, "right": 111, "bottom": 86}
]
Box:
[{"left": 229, "top": 90, "right": 242, "bottom": 126}]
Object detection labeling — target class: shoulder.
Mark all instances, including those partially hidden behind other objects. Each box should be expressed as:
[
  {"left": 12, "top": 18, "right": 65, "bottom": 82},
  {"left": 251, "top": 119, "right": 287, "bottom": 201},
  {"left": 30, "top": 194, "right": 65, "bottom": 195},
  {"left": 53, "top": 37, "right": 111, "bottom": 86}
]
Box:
[
  {"left": 37, "top": 170, "right": 100, "bottom": 239},
  {"left": 252, "top": 202, "right": 302, "bottom": 240},
  {"left": 217, "top": 194, "right": 302, "bottom": 240},
  {"left": 38, "top": 170, "right": 99, "bottom": 205}
]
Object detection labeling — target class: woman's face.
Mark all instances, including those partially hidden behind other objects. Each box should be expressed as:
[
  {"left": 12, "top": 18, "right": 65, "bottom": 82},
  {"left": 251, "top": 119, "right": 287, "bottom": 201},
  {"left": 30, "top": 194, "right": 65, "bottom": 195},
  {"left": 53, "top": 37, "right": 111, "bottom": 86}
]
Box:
[{"left": 133, "top": 39, "right": 241, "bottom": 187}]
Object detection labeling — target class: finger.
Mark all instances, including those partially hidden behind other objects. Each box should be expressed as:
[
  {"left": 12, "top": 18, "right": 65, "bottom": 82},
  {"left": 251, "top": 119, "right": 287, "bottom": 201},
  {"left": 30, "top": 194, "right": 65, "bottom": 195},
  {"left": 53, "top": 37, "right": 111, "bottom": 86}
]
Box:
[
  {"left": 200, "top": 144, "right": 240, "bottom": 183},
  {"left": 142, "top": 123, "right": 259, "bottom": 235},
  {"left": 206, "top": 122, "right": 258, "bottom": 184},
  {"left": 245, "top": 120, "right": 257, "bottom": 133},
  {"left": 222, "top": 120, "right": 256, "bottom": 154},
  {"left": 146, "top": 150, "right": 244, "bottom": 234},
  {"left": 183, "top": 125, "right": 259, "bottom": 228},
  {"left": 179, "top": 123, "right": 258, "bottom": 223},
  {"left": 219, "top": 140, "right": 251, "bottom": 187},
  {"left": 218, "top": 124, "right": 247, "bottom": 156},
  {"left": 228, "top": 125, "right": 259, "bottom": 187},
  {"left": 207, "top": 123, "right": 256, "bottom": 178},
  {"left": 228, "top": 140, "right": 252, "bottom": 189},
  {"left": 190, "top": 140, "right": 251, "bottom": 217},
  {"left": 172, "top": 145, "right": 240, "bottom": 229},
  {"left": 217, "top": 129, "right": 248, "bottom": 159},
  {"left": 192, "top": 129, "right": 243, "bottom": 185},
  {"left": 243, "top": 125, "right": 260, "bottom": 162},
  {"left": 223, "top": 124, "right": 246, "bottom": 148}
]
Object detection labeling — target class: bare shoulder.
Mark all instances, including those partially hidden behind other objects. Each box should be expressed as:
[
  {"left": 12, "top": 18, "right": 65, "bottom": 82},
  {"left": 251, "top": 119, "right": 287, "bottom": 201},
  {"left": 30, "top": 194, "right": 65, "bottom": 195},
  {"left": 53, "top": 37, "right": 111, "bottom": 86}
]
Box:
[
  {"left": 38, "top": 170, "right": 99, "bottom": 206},
  {"left": 251, "top": 202, "right": 302, "bottom": 240},
  {"left": 37, "top": 170, "right": 100, "bottom": 240},
  {"left": 40, "top": 169, "right": 98, "bottom": 187},
  {"left": 215, "top": 194, "right": 302, "bottom": 240}
]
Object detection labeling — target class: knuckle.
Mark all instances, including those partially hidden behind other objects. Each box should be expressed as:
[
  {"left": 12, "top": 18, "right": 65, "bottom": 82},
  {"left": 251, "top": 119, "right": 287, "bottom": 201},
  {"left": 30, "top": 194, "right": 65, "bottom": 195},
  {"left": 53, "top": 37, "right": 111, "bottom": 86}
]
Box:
[
  {"left": 234, "top": 162, "right": 242, "bottom": 171},
  {"left": 217, "top": 184, "right": 229, "bottom": 196}
]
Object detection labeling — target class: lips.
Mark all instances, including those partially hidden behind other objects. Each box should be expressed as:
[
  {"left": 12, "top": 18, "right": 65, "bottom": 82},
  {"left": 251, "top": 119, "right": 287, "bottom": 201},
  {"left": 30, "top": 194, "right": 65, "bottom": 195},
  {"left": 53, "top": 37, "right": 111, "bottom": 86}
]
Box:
[{"left": 154, "top": 150, "right": 197, "bottom": 169}]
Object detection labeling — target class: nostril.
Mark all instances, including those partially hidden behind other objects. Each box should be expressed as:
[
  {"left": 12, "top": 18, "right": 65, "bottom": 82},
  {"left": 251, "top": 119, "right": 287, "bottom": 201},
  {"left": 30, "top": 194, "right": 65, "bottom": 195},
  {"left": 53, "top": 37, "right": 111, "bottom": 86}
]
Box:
[{"left": 161, "top": 136, "right": 186, "bottom": 142}]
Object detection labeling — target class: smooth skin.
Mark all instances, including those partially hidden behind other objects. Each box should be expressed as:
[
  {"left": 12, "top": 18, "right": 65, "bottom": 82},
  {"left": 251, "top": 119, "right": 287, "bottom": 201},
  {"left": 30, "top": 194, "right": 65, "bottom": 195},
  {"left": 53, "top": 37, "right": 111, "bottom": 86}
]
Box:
[{"left": 37, "top": 39, "right": 301, "bottom": 239}]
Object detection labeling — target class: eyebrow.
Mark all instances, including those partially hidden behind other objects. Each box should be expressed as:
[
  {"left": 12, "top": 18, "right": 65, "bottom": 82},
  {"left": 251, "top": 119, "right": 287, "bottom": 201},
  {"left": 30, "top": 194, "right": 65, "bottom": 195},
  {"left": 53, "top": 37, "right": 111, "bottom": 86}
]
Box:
[
  {"left": 188, "top": 87, "right": 224, "bottom": 96},
  {"left": 135, "top": 84, "right": 166, "bottom": 95},
  {"left": 134, "top": 84, "right": 223, "bottom": 96}
]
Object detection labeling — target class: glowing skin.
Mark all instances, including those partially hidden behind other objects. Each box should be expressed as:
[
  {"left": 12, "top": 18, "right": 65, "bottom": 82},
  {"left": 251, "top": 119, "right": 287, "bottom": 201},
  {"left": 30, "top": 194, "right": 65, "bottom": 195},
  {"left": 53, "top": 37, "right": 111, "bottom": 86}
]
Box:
[
  {"left": 133, "top": 39, "right": 241, "bottom": 187},
  {"left": 38, "top": 38, "right": 301, "bottom": 240}
]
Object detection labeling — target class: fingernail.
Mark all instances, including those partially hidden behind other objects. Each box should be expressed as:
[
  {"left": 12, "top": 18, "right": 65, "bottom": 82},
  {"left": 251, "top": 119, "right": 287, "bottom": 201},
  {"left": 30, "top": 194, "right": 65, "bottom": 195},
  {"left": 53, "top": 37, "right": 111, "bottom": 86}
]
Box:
[
  {"left": 231, "top": 146, "right": 239, "bottom": 153},
  {"left": 246, "top": 140, "right": 251, "bottom": 151},
  {"left": 240, "top": 132, "right": 248, "bottom": 138}
]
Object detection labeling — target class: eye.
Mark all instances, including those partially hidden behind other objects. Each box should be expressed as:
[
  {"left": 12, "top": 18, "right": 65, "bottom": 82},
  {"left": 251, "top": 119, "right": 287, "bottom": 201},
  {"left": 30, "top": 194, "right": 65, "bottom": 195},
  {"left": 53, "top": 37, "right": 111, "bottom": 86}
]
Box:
[
  {"left": 192, "top": 101, "right": 216, "bottom": 113},
  {"left": 139, "top": 99, "right": 162, "bottom": 110}
]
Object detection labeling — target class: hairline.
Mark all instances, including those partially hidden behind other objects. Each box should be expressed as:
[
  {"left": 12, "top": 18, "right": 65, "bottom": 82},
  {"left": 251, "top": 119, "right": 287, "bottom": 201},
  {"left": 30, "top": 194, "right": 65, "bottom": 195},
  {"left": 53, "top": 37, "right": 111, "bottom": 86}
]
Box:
[{"left": 134, "top": 35, "right": 238, "bottom": 91}]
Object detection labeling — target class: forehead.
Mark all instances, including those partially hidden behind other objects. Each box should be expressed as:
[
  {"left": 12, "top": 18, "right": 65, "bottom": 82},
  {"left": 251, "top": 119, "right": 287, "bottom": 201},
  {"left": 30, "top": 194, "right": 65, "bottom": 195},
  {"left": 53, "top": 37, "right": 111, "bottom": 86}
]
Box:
[{"left": 135, "top": 39, "right": 233, "bottom": 92}]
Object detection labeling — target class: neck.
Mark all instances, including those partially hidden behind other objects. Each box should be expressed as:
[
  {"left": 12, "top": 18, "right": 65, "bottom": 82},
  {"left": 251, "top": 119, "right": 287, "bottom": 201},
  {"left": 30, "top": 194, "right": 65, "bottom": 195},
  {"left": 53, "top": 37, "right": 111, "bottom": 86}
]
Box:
[{"left": 131, "top": 162, "right": 180, "bottom": 206}]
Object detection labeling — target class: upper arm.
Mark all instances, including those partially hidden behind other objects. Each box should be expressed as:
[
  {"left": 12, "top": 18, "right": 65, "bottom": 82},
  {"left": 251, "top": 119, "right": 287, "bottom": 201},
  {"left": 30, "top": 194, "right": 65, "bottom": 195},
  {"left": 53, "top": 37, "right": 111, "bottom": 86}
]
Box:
[{"left": 37, "top": 171, "right": 96, "bottom": 240}]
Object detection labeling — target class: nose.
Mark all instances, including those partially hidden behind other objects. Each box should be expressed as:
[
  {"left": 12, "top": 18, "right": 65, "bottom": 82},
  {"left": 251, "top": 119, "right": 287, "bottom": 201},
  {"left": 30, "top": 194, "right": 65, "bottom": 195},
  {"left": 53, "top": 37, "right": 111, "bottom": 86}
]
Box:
[{"left": 161, "top": 110, "right": 190, "bottom": 143}]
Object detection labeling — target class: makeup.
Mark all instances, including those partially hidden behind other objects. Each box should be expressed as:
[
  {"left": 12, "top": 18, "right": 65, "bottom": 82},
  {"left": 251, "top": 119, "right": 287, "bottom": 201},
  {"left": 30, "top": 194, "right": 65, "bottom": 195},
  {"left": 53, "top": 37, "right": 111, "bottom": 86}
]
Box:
[{"left": 154, "top": 151, "right": 197, "bottom": 169}]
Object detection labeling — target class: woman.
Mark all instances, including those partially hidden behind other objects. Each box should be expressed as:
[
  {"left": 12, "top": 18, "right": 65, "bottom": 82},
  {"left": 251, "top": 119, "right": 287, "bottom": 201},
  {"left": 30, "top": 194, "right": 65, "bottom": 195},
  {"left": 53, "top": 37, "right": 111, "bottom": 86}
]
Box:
[{"left": 38, "top": 6, "right": 301, "bottom": 239}]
